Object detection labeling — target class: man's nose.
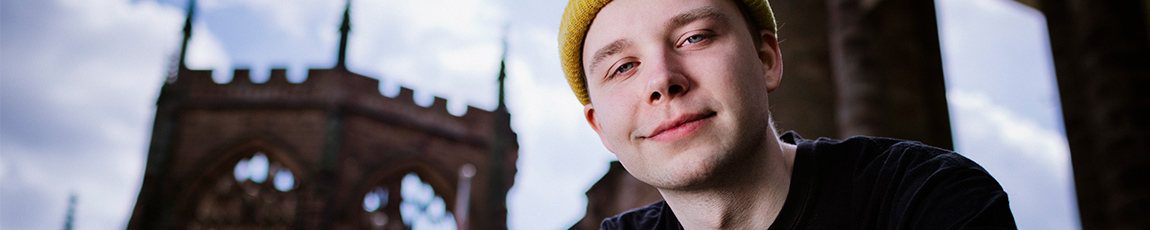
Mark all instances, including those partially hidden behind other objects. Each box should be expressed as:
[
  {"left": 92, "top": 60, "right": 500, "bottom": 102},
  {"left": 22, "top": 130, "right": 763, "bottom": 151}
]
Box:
[{"left": 645, "top": 53, "right": 690, "bottom": 104}]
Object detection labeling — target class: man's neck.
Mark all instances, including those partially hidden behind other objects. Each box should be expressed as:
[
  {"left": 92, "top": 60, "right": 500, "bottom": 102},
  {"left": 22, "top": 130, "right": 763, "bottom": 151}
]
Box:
[{"left": 658, "top": 133, "right": 798, "bottom": 230}]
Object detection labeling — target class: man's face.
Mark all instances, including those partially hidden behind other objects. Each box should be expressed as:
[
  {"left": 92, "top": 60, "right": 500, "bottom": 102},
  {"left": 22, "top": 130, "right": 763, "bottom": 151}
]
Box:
[{"left": 581, "top": 0, "right": 783, "bottom": 189}]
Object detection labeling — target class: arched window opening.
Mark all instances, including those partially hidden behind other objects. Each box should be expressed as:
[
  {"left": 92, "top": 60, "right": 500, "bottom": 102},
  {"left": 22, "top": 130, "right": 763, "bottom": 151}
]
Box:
[
  {"left": 361, "top": 173, "right": 457, "bottom": 230},
  {"left": 190, "top": 152, "right": 299, "bottom": 230}
]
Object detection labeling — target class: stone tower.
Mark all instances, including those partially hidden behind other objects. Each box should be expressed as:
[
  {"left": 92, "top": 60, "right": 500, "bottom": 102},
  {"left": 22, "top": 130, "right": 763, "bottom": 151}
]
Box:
[{"left": 127, "top": 1, "right": 518, "bottom": 229}]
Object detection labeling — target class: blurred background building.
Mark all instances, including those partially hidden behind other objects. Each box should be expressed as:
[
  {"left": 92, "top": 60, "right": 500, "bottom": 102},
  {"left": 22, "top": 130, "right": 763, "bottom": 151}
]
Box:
[{"left": 127, "top": 1, "right": 518, "bottom": 229}]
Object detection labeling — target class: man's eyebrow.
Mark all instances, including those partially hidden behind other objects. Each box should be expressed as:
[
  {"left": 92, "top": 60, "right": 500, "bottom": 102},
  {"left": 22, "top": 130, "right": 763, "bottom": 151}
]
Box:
[
  {"left": 588, "top": 39, "right": 631, "bottom": 76},
  {"left": 666, "top": 6, "right": 729, "bottom": 31},
  {"left": 586, "top": 7, "right": 727, "bottom": 76}
]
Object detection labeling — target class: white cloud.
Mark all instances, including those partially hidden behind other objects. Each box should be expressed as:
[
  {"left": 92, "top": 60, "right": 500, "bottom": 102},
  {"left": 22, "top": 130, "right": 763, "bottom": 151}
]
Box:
[
  {"left": 0, "top": 0, "right": 184, "bottom": 229},
  {"left": 185, "top": 22, "right": 234, "bottom": 82},
  {"left": 936, "top": 0, "right": 1062, "bottom": 128},
  {"left": 947, "top": 89, "right": 1078, "bottom": 230},
  {"left": 200, "top": 0, "right": 341, "bottom": 38},
  {"left": 949, "top": 90, "right": 1070, "bottom": 173},
  {"left": 183, "top": 0, "right": 343, "bottom": 83},
  {"left": 348, "top": 0, "right": 508, "bottom": 111}
]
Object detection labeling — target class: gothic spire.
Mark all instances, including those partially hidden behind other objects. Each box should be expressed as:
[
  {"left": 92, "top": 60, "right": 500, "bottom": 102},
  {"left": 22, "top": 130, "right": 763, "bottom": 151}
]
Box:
[
  {"left": 177, "top": 0, "right": 196, "bottom": 71},
  {"left": 62, "top": 193, "right": 77, "bottom": 230},
  {"left": 482, "top": 27, "right": 512, "bottom": 229},
  {"left": 496, "top": 30, "right": 508, "bottom": 112},
  {"left": 335, "top": 0, "right": 351, "bottom": 71}
]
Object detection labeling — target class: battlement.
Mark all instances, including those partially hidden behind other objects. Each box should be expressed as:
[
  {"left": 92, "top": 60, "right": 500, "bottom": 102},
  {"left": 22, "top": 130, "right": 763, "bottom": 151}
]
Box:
[{"left": 161, "top": 67, "right": 514, "bottom": 147}]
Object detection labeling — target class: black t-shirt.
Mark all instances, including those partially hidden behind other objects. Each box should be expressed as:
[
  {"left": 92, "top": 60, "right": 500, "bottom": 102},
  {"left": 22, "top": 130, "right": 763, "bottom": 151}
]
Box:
[{"left": 600, "top": 132, "right": 1016, "bottom": 229}]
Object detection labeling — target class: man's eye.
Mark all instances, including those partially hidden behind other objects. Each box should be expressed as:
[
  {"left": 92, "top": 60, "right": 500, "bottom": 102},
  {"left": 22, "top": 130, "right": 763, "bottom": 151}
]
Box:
[
  {"left": 684, "top": 34, "right": 709, "bottom": 44},
  {"left": 614, "top": 62, "right": 636, "bottom": 75}
]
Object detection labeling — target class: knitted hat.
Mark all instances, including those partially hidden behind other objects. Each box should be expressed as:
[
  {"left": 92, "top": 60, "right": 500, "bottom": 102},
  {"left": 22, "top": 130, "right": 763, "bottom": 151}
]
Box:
[{"left": 559, "top": 0, "right": 777, "bottom": 105}]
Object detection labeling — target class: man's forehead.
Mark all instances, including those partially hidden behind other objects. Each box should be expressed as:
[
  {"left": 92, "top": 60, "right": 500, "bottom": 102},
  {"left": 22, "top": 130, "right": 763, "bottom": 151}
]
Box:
[{"left": 586, "top": 0, "right": 739, "bottom": 39}]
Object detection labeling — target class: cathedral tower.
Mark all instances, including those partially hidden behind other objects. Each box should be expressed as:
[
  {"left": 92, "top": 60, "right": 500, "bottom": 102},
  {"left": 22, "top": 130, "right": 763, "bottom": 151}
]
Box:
[{"left": 128, "top": 1, "right": 518, "bottom": 229}]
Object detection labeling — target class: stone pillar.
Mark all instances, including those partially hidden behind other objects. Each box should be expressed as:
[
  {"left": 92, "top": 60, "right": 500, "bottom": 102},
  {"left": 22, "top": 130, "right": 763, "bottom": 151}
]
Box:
[
  {"left": 768, "top": 0, "right": 839, "bottom": 139},
  {"left": 826, "top": 0, "right": 953, "bottom": 149},
  {"left": 1040, "top": 0, "right": 1150, "bottom": 229}
]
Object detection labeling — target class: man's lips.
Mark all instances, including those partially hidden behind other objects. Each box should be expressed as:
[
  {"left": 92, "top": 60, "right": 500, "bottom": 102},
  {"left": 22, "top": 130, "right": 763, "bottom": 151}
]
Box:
[{"left": 642, "top": 112, "right": 716, "bottom": 141}]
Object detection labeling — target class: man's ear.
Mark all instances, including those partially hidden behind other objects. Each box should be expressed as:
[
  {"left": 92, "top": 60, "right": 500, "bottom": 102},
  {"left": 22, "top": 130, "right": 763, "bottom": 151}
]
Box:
[
  {"left": 584, "top": 103, "right": 615, "bottom": 152},
  {"left": 758, "top": 30, "right": 784, "bottom": 93}
]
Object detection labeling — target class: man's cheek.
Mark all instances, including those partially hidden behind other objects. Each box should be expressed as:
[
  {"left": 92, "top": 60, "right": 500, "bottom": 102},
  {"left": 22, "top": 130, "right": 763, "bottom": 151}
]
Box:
[
  {"left": 601, "top": 116, "right": 631, "bottom": 152},
  {"left": 602, "top": 117, "right": 628, "bottom": 146}
]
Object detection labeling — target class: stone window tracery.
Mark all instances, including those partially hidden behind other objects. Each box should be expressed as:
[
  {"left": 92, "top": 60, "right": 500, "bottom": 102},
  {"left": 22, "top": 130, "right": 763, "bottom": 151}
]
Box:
[
  {"left": 190, "top": 152, "right": 298, "bottom": 230},
  {"left": 361, "top": 173, "right": 457, "bottom": 230}
]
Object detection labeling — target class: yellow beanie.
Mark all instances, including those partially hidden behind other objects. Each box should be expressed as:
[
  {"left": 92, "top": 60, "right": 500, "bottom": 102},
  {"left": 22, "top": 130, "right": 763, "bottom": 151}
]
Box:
[{"left": 559, "top": 0, "right": 777, "bottom": 105}]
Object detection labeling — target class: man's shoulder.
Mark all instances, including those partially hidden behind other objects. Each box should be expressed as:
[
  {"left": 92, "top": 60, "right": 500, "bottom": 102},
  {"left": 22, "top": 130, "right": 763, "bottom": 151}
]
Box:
[
  {"left": 600, "top": 200, "right": 676, "bottom": 230},
  {"left": 803, "top": 133, "right": 984, "bottom": 172},
  {"left": 789, "top": 132, "right": 1016, "bottom": 229},
  {"left": 804, "top": 134, "right": 1000, "bottom": 195}
]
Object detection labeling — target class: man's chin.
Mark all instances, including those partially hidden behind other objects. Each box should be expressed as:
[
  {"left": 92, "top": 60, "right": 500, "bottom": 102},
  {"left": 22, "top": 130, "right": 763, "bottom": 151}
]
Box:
[{"left": 630, "top": 148, "right": 727, "bottom": 190}]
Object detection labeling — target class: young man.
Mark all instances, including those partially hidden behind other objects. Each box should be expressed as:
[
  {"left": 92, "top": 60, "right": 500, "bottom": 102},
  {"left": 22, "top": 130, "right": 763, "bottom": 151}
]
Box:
[{"left": 558, "top": 0, "right": 1017, "bottom": 229}]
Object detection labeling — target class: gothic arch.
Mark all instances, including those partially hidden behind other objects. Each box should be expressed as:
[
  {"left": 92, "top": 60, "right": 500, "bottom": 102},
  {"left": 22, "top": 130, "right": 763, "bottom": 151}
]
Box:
[
  {"left": 348, "top": 159, "right": 461, "bottom": 229},
  {"left": 176, "top": 138, "right": 308, "bottom": 229}
]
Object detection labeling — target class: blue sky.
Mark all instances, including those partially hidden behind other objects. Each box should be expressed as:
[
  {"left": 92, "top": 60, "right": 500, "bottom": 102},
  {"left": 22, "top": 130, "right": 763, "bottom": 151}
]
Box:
[{"left": 0, "top": 0, "right": 1077, "bottom": 229}]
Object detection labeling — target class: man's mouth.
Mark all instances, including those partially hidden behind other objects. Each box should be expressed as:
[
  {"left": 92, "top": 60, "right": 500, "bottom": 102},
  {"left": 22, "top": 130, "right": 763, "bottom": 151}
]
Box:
[{"left": 642, "top": 112, "right": 717, "bottom": 142}]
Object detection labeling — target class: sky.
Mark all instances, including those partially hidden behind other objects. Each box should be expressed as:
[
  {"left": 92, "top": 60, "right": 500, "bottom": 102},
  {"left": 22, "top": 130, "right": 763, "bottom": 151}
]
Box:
[
  {"left": 0, "top": 0, "right": 1078, "bottom": 229},
  {"left": 935, "top": 0, "right": 1079, "bottom": 229}
]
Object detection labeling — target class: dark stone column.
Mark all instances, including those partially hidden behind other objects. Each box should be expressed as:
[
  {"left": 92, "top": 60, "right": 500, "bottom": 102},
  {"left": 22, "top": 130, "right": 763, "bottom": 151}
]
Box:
[
  {"left": 1040, "top": 0, "right": 1150, "bottom": 229},
  {"left": 826, "top": 0, "right": 953, "bottom": 150},
  {"left": 769, "top": 0, "right": 839, "bottom": 139}
]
